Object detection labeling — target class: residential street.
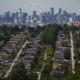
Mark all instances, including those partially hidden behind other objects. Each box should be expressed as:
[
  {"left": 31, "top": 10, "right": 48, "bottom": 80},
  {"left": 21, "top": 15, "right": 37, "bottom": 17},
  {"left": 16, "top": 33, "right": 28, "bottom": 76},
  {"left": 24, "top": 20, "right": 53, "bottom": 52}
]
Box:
[
  {"left": 44, "top": 51, "right": 47, "bottom": 60},
  {"left": 36, "top": 51, "right": 47, "bottom": 80},
  {"left": 70, "top": 31, "right": 75, "bottom": 74},
  {"left": 4, "top": 40, "right": 29, "bottom": 78}
]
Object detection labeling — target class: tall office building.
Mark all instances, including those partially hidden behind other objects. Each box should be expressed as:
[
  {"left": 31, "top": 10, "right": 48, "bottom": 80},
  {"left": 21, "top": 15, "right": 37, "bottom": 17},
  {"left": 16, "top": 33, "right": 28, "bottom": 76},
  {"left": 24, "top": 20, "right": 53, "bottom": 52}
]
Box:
[
  {"left": 19, "top": 8, "right": 22, "bottom": 21},
  {"left": 32, "top": 11, "right": 37, "bottom": 23},
  {"left": 59, "top": 8, "right": 62, "bottom": 14},
  {"left": 62, "top": 10, "right": 69, "bottom": 24},
  {"left": 50, "top": 8, "right": 55, "bottom": 23},
  {"left": 33, "top": 11, "right": 37, "bottom": 17},
  {"left": 76, "top": 15, "right": 80, "bottom": 21},
  {"left": 50, "top": 8, "right": 54, "bottom": 15},
  {"left": 0, "top": 15, "right": 3, "bottom": 24},
  {"left": 18, "top": 8, "right": 23, "bottom": 26},
  {"left": 11, "top": 12, "right": 18, "bottom": 24},
  {"left": 22, "top": 13, "right": 28, "bottom": 23},
  {"left": 4, "top": 11, "right": 11, "bottom": 23},
  {"left": 57, "top": 8, "right": 62, "bottom": 25},
  {"left": 72, "top": 13, "right": 76, "bottom": 21}
]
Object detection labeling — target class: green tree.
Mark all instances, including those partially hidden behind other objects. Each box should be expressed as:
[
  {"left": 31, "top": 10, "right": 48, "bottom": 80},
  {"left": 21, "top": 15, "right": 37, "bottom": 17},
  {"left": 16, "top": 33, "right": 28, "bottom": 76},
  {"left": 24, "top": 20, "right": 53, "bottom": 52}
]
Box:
[{"left": 8, "top": 61, "right": 28, "bottom": 80}]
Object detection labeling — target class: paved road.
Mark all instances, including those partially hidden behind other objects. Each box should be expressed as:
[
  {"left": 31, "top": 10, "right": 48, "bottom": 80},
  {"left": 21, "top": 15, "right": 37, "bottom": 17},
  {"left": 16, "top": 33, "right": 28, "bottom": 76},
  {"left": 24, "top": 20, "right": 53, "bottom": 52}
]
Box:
[
  {"left": 44, "top": 51, "right": 47, "bottom": 60},
  {"left": 70, "top": 31, "right": 75, "bottom": 74},
  {"left": 4, "top": 40, "right": 29, "bottom": 78},
  {"left": 36, "top": 51, "right": 47, "bottom": 80},
  {"left": 36, "top": 72, "right": 40, "bottom": 80},
  {"left": 36, "top": 65, "right": 44, "bottom": 80}
]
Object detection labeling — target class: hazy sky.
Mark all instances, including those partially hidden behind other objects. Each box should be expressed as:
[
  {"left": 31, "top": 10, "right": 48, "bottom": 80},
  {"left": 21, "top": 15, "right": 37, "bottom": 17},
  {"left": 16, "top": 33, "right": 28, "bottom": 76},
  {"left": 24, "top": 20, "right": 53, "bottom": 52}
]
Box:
[{"left": 0, "top": 0, "right": 80, "bottom": 15}]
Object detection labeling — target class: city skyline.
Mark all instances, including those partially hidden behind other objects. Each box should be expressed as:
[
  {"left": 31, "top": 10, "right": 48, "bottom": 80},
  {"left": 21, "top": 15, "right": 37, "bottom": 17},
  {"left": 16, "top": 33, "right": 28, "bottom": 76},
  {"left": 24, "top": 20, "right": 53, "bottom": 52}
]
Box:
[{"left": 0, "top": 0, "right": 80, "bottom": 15}]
